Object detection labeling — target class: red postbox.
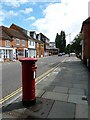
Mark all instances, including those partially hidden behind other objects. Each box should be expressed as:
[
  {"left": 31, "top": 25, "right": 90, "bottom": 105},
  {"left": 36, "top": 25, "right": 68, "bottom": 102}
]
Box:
[{"left": 19, "top": 58, "right": 37, "bottom": 107}]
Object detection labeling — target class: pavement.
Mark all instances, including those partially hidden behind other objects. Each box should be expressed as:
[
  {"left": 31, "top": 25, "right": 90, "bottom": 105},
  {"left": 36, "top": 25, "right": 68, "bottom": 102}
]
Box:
[{"left": 1, "top": 56, "right": 88, "bottom": 119}]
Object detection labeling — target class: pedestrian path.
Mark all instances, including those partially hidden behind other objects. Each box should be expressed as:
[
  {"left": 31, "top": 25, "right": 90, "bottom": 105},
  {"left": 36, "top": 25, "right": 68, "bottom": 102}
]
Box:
[{"left": 1, "top": 56, "right": 88, "bottom": 119}]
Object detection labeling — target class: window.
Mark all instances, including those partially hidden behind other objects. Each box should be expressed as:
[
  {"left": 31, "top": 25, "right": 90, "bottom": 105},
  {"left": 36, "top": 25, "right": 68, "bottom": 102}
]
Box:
[
  {"left": 16, "top": 38, "right": 20, "bottom": 45},
  {"left": 30, "top": 40, "right": 31, "bottom": 45},
  {"left": 22, "top": 40, "right": 26, "bottom": 46},
  {"left": 33, "top": 41, "right": 34, "bottom": 46},
  {"left": 30, "top": 40, "right": 34, "bottom": 46},
  {"left": 18, "top": 50, "right": 24, "bottom": 56},
  {"left": 5, "top": 40, "right": 10, "bottom": 47}
]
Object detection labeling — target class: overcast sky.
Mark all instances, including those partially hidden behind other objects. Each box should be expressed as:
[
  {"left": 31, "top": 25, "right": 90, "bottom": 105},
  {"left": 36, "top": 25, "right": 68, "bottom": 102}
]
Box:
[{"left": 0, "top": 0, "right": 89, "bottom": 44}]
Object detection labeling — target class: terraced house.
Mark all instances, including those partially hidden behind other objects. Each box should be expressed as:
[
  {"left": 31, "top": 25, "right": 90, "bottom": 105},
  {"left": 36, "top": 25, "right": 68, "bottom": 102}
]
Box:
[
  {"left": 0, "top": 24, "right": 49, "bottom": 62},
  {"left": 10, "top": 24, "right": 36, "bottom": 58},
  {"left": 0, "top": 26, "right": 28, "bottom": 62},
  {"left": 0, "top": 26, "right": 13, "bottom": 62},
  {"left": 30, "top": 31, "right": 44, "bottom": 58},
  {"left": 36, "top": 33, "right": 50, "bottom": 56}
]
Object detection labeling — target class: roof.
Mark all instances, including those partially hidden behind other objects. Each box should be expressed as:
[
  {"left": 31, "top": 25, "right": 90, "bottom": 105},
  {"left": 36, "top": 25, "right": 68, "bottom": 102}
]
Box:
[
  {"left": 39, "top": 33, "right": 50, "bottom": 41},
  {"left": 81, "top": 17, "right": 90, "bottom": 33},
  {"left": 0, "top": 26, "right": 11, "bottom": 40},
  {"left": 10, "top": 24, "right": 31, "bottom": 39},
  {"left": 33, "top": 38, "right": 44, "bottom": 44},
  {"left": 3, "top": 26, "right": 27, "bottom": 40},
  {"left": 83, "top": 17, "right": 90, "bottom": 23},
  {"left": 10, "top": 24, "right": 45, "bottom": 43}
]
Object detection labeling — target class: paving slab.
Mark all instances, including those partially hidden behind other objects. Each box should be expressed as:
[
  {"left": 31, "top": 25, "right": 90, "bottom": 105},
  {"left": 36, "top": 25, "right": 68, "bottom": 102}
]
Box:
[
  {"left": 48, "top": 101, "right": 75, "bottom": 118},
  {"left": 2, "top": 101, "right": 28, "bottom": 118},
  {"left": 52, "top": 81, "right": 73, "bottom": 88},
  {"left": 36, "top": 84, "right": 55, "bottom": 91},
  {"left": 2, "top": 98, "right": 54, "bottom": 118},
  {"left": 42, "top": 91, "right": 68, "bottom": 102},
  {"left": 75, "top": 104, "right": 88, "bottom": 118},
  {"left": 73, "top": 84, "right": 87, "bottom": 89},
  {"left": 72, "top": 80, "right": 88, "bottom": 84},
  {"left": 53, "top": 86, "right": 68, "bottom": 94},
  {"left": 68, "top": 88, "right": 85, "bottom": 95},
  {"left": 38, "top": 80, "right": 53, "bottom": 85},
  {"left": 23, "top": 98, "right": 54, "bottom": 118},
  {"left": 36, "top": 90, "right": 45, "bottom": 97},
  {"left": 68, "top": 94, "right": 88, "bottom": 104}
]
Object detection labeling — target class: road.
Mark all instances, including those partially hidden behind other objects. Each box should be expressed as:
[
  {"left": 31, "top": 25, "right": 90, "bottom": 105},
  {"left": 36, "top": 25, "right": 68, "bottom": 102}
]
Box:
[{"left": 1, "top": 55, "right": 66, "bottom": 98}]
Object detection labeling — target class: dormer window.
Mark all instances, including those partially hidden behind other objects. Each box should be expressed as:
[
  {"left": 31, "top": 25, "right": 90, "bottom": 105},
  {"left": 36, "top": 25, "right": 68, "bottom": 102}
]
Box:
[
  {"left": 16, "top": 38, "right": 20, "bottom": 45},
  {"left": 5, "top": 40, "right": 10, "bottom": 47}
]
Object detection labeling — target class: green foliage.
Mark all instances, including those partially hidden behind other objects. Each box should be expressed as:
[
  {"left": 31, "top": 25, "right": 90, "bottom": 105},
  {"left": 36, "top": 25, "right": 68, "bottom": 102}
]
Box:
[
  {"left": 55, "top": 31, "right": 66, "bottom": 52},
  {"left": 66, "top": 33, "right": 82, "bottom": 55}
]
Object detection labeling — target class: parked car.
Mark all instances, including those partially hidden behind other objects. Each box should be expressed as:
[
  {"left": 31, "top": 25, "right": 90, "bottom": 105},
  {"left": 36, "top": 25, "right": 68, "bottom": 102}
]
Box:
[
  {"left": 62, "top": 52, "right": 65, "bottom": 55},
  {"left": 70, "top": 52, "right": 76, "bottom": 56},
  {"left": 58, "top": 53, "right": 62, "bottom": 56}
]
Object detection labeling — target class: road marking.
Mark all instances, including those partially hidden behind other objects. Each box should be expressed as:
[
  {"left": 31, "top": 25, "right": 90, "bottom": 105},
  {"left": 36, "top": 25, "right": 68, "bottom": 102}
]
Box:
[{"left": 0, "top": 58, "right": 67, "bottom": 104}]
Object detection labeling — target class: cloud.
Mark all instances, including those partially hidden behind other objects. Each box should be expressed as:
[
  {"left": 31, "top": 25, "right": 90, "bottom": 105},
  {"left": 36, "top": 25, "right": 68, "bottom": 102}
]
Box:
[
  {"left": 8, "top": 10, "right": 18, "bottom": 16},
  {"left": 25, "top": 16, "right": 35, "bottom": 21},
  {"left": 20, "top": 8, "right": 33, "bottom": 14},
  {"left": 0, "top": 5, "right": 18, "bottom": 25},
  {"left": 0, "top": 0, "right": 29, "bottom": 7},
  {"left": 33, "top": 0, "right": 89, "bottom": 44},
  {"left": 0, "top": 0, "right": 60, "bottom": 8}
]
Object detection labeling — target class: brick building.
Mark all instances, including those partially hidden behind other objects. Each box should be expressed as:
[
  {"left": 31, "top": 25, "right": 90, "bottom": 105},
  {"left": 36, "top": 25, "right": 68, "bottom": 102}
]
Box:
[
  {"left": 81, "top": 17, "right": 90, "bottom": 70},
  {"left": 37, "top": 33, "right": 50, "bottom": 56},
  {"left": 0, "top": 26, "right": 28, "bottom": 61},
  {"left": 30, "top": 31, "right": 44, "bottom": 58},
  {"left": 10, "top": 24, "right": 36, "bottom": 58}
]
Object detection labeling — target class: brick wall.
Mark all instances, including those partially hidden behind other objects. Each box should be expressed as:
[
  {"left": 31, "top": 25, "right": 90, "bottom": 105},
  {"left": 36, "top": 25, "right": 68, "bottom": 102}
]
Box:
[{"left": 83, "top": 23, "right": 90, "bottom": 58}]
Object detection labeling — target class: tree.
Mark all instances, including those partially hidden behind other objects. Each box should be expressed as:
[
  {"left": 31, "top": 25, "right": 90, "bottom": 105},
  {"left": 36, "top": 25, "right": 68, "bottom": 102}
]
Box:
[
  {"left": 71, "top": 33, "right": 82, "bottom": 55},
  {"left": 55, "top": 31, "right": 66, "bottom": 52},
  {"left": 55, "top": 33, "right": 59, "bottom": 48},
  {"left": 66, "top": 33, "right": 82, "bottom": 57}
]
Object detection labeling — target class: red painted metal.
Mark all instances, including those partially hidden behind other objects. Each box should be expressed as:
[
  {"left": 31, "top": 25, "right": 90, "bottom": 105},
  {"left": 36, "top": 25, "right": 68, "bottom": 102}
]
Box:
[{"left": 19, "top": 58, "right": 37, "bottom": 107}]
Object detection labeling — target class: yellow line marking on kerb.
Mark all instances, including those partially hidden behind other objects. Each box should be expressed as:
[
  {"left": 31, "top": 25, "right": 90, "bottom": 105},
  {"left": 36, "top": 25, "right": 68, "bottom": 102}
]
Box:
[{"left": 0, "top": 58, "right": 67, "bottom": 104}]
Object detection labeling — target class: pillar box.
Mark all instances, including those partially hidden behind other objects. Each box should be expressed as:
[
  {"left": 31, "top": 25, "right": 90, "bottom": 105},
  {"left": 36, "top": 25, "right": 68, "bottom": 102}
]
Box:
[{"left": 19, "top": 58, "right": 37, "bottom": 107}]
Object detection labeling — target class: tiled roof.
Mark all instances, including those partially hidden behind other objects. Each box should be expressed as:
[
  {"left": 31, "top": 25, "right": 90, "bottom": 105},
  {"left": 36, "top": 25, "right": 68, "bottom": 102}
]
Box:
[
  {"left": 0, "top": 26, "right": 11, "bottom": 40},
  {"left": 10, "top": 24, "right": 45, "bottom": 44},
  {"left": 2, "top": 26, "right": 27, "bottom": 40},
  {"left": 10, "top": 24, "right": 31, "bottom": 39}
]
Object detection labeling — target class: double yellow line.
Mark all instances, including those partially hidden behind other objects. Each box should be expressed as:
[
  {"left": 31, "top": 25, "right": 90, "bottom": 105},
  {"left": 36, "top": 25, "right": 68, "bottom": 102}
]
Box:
[
  {"left": 0, "top": 58, "right": 66, "bottom": 104},
  {"left": 0, "top": 87, "right": 22, "bottom": 104}
]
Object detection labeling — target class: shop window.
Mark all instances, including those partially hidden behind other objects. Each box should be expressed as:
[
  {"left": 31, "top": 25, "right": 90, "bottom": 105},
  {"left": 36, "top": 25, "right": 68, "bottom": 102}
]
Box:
[{"left": 18, "top": 50, "right": 24, "bottom": 56}]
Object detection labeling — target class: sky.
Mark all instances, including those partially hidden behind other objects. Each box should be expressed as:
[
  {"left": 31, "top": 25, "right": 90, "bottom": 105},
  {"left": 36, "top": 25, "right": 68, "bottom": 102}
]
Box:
[{"left": 0, "top": 0, "right": 90, "bottom": 44}]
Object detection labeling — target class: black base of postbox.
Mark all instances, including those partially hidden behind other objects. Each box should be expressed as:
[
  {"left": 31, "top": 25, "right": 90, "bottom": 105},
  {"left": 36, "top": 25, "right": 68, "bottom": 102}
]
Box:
[{"left": 22, "top": 99, "right": 36, "bottom": 107}]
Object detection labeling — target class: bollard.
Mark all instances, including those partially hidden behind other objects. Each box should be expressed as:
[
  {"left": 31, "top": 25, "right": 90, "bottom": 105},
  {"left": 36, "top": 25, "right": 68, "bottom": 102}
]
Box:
[{"left": 19, "top": 58, "right": 37, "bottom": 107}]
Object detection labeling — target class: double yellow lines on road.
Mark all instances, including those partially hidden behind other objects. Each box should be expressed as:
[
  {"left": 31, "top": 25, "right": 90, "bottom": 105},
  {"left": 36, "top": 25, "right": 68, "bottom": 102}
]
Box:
[
  {"left": 0, "top": 58, "right": 67, "bottom": 105},
  {"left": 0, "top": 87, "right": 22, "bottom": 104}
]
